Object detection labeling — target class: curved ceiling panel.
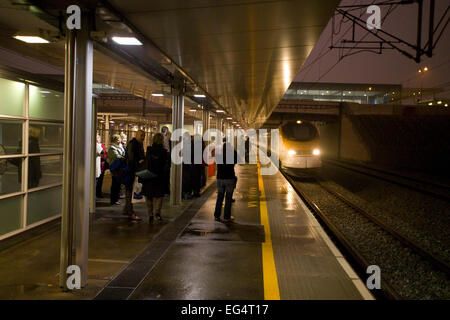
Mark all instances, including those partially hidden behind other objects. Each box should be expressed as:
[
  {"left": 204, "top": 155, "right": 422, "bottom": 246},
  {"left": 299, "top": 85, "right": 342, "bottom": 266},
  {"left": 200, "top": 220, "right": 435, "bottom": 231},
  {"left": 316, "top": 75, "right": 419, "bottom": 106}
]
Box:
[{"left": 108, "top": 0, "right": 340, "bottom": 127}]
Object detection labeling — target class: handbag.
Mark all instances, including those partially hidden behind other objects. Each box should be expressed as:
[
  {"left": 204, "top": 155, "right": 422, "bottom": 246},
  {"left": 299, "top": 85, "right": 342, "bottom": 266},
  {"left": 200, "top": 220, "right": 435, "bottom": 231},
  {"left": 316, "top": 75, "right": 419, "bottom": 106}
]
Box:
[
  {"left": 136, "top": 169, "right": 157, "bottom": 180},
  {"left": 136, "top": 147, "right": 158, "bottom": 181}
]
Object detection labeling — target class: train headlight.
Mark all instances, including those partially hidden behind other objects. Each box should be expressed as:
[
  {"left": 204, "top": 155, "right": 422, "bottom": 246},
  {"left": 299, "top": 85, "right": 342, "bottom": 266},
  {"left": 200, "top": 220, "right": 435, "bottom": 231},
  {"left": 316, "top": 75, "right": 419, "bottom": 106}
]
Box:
[
  {"left": 313, "top": 148, "right": 320, "bottom": 156},
  {"left": 288, "top": 150, "right": 296, "bottom": 156}
]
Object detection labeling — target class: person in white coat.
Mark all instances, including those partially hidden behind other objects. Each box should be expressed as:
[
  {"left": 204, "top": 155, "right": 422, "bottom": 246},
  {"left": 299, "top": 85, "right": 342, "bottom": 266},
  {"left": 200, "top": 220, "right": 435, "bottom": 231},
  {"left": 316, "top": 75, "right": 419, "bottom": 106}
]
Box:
[
  {"left": 108, "top": 134, "right": 125, "bottom": 205},
  {"left": 96, "top": 135, "right": 107, "bottom": 198}
]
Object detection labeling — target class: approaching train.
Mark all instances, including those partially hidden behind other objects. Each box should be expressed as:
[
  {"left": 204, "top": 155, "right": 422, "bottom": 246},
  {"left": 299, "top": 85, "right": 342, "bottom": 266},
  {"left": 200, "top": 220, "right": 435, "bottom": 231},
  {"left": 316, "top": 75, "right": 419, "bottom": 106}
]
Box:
[{"left": 278, "top": 120, "right": 321, "bottom": 170}]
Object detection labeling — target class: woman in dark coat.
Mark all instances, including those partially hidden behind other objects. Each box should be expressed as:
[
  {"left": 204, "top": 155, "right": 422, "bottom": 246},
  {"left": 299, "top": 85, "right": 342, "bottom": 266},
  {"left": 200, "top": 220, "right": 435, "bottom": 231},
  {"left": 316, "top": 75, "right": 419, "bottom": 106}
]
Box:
[{"left": 142, "top": 133, "right": 167, "bottom": 223}]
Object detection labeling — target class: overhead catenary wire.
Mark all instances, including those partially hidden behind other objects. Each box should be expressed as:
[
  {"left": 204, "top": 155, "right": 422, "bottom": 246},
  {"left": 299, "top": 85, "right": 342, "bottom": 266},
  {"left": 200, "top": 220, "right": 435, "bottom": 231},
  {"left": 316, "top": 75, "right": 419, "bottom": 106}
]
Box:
[{"left": 298, "top": 2, "right": 399, "bottom": 87}]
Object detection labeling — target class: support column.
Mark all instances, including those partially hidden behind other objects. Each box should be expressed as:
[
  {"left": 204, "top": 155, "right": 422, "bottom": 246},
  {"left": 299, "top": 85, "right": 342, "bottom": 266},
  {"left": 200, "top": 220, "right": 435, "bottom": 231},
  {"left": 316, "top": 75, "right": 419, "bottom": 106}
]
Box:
[
  {"left": 89, "top": 98, "right": 97, "bottom": 214},
  {"left": 104, "top": 115, "right": 110, "bottom": 149},
  {"left": 202, "top": 110, "right": 210, "bottom": 135},
  {"left": 60, "top": 16, "right": 93, "bottom": 289},
  {"left": 216, "top": 116, "right": 222, "bottom": 134},
  {"left": 170, "top": 81, "right": 184, "bottom": 206}
]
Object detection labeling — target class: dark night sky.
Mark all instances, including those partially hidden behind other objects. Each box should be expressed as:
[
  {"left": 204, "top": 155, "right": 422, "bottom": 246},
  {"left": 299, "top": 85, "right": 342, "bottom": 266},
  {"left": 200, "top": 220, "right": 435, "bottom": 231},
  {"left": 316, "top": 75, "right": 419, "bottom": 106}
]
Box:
[{"left": 293, "top": 0, "right": 450, "bottom": 99}]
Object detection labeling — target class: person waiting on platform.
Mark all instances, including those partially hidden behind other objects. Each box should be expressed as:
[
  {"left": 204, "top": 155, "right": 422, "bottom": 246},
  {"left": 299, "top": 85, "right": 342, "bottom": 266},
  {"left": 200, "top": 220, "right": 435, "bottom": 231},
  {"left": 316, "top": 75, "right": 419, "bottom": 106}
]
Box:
[
  {"left": 96, "top": 135, "right": 108, "bottom": 198},
  {"left": 182, "top": 132, "right": 193, "bottom": 200},
  {"left": 214, "top": 141, "right": 238, "bottom": 222},
  {"left": 123, "top": 130, "right": 145, "bottom": 221},
  {"left": 108, "top": 134, "right": 125, "bottom": 205},
  {"left": 161, "top": 126, "right": 171, "bottom": 196},
  {"left": 141, "top": 133, "right": 168, "bottom": 223}
]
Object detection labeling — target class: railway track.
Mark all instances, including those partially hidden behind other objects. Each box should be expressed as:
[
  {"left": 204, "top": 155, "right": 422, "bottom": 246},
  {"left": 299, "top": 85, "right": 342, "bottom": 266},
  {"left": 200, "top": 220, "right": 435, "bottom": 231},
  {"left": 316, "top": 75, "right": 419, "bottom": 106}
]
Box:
[
  {"left": 322, "top": 158, "right": 450, "bottom": 202},
  {"left": 281, "top": 169, "right": 450, "bottom": 300}
]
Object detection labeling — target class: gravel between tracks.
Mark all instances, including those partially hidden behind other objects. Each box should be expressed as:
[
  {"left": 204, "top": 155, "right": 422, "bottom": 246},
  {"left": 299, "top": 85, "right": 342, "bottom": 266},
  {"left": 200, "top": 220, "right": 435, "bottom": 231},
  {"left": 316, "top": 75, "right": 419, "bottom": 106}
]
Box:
[
  {"left": 319, "top": 164, "right": 450, "bottom": 266},
  {"left": 291, "top": 174, "right": 450, "bottom": 300}
]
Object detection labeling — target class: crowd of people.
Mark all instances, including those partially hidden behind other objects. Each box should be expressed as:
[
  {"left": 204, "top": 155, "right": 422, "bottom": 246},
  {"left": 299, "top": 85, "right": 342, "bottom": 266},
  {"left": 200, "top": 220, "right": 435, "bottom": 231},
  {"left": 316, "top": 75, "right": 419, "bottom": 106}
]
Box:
[{"left": 96, "top": 126, "right": 228, "bottom": 223}]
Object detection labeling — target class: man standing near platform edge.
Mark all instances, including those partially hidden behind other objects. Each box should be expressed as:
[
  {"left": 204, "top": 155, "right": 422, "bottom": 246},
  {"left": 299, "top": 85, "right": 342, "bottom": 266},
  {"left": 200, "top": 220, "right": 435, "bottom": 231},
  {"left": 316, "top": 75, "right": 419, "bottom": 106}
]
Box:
[
  {"left": 214, "top": 141, "right": 238, "bottom": 222},
  {"left": 123, "top": 129, "right": 146, "bottom": 221}
]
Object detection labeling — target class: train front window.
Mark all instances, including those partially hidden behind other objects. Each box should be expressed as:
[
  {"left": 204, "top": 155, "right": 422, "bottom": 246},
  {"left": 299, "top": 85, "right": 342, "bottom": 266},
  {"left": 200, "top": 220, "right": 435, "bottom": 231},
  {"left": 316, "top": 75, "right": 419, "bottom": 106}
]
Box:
[{"left": 282, "top": 122, "right": 318, "bottom": 141}]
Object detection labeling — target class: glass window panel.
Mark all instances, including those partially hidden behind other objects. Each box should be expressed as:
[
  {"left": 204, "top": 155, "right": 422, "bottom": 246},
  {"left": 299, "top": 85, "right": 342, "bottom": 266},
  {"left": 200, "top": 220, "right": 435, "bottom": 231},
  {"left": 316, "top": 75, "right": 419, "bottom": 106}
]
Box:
[
  {"left": 0, "top": 195, "right": 23, "bottom": 236},
  {"left": 27, "top": 186, "right": 61, "bottom": 225},
  {"left": 29, "top": 122, "right": 64, "bottom": 154},
  {"left": 28, "top": 154, "right": 62, "bottom": 189},
  {"left": 29, "top": 85, "right": 63, "bottom": 120},
  {"left": 0, "top": 119, "right": 23, "bottom": 155},
  {"left": 0, "top": 157, "right": 22, "bottom": 195},
  {"left": 0, "top": 78, "right": 25, "bottom": 117}
]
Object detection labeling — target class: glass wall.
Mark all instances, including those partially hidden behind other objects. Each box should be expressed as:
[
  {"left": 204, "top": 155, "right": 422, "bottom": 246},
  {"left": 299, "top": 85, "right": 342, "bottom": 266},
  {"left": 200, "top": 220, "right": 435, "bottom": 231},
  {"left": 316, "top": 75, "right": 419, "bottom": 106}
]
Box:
[{"left": 0, "top": 77, "right": 63, "bottom": 239}]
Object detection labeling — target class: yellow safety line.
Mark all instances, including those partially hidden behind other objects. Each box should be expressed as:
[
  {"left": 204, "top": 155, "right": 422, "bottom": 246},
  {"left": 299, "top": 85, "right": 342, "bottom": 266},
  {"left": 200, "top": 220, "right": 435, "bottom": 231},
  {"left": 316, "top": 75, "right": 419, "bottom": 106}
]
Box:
[{"left": 257, "top": 162, "right": 280, "bottom": 300}]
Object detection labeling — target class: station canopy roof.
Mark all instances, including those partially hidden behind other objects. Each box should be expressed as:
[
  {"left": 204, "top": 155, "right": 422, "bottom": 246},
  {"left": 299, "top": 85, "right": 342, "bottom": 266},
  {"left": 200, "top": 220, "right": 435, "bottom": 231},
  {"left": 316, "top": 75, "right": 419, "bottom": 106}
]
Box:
[{"left": 0, "top": 0, "right": 340, "bottom": 128}]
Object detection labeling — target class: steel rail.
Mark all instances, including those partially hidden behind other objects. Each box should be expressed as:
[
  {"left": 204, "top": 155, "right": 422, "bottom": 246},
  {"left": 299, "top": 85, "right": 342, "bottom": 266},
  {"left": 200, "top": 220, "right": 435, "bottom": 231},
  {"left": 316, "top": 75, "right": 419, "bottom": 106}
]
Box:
[
  {"left": 316, "top": 180, "right": 450, "bottom": 277},
  {"left": 280, "top": 170, "right": 401, "bottom": 300},
  {"left": 322, "top": 158, "right": 450, "bottom": 202}
]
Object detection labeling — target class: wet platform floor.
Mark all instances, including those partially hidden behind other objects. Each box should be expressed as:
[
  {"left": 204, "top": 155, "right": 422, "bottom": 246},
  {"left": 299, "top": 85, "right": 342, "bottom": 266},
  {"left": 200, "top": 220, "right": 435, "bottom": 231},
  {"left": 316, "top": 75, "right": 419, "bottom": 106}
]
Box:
[{"left": 0, "top": 164, "right": 372, "bottom": 300}]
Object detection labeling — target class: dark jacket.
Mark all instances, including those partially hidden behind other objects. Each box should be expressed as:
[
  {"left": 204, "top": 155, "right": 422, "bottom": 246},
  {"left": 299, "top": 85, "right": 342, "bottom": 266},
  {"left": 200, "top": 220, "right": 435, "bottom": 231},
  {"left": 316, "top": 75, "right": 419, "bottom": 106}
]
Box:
[
  {"left": 216, "top": 142, "right": 238, "bottom": 180},
  {"left": 142, "top": 143, "right": 168, "bottom": 198},
  {"left": 125, "top": 138, "right": 145, "bottom": 173}
]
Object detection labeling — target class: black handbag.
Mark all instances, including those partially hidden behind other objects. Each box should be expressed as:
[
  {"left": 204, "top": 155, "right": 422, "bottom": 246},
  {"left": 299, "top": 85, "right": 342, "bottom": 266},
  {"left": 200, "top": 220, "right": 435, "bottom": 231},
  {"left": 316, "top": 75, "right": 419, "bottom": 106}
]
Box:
[
  {"left": 136, "top": 147, "right": 158, "bottom": 181},
  {"left": 136, "top": 169, "right": 157, "bottom": 180}
]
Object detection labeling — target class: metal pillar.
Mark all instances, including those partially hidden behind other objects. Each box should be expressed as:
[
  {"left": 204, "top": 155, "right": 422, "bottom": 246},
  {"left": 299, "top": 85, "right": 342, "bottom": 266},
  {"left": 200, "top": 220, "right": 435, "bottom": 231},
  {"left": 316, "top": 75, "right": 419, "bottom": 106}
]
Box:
[
  {"left": 216, "top": 116, "right": 223, "bottom": 134},
  {"left": 170, "top": 88, "right": 184, "bottom": 206},
  {"left": 89, "top": 98, "right": 97, "bottom": 214},
  {"left": 104, "top": 115, "right": 110, "bottom": 149},
  {"left": 60, "top": 17, "right": 93, "bottom": 289},
  {"left": 202, "top": 110, "right": 210, "bottom": 135}
]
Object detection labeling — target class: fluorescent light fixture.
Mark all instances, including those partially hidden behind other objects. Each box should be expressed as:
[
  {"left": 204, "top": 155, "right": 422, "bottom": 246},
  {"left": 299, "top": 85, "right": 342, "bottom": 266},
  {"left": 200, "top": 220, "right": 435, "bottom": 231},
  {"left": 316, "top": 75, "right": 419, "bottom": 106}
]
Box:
[
  {"left": 428, "top": 102, "right": 433, "bottom": 106},
  {"left": 227, "top": 117, "right": 232, "bottom": 120},
  {"left": 14, "top": 35, "right": 49, "bottom": 43},
  {"left": 194, "top": 94, "right": 206, "bottom": 98},
  {"left": 189, "top": 109, "right": 197, "bottom": 112},
  {"left": 112, "top": 36, "right": 142, "bottom": 45},
  {"left": 40, "top": 90, "right": 51, "bottom": 94},
  {"left": 437, "top": 101, "right": 442, "bottom": 104},
  {"left": 151, "top": 93, "right": 164, "bottom": 97},
  {"left": 216, "top": 110, "right": 225, "bottom": 113}
]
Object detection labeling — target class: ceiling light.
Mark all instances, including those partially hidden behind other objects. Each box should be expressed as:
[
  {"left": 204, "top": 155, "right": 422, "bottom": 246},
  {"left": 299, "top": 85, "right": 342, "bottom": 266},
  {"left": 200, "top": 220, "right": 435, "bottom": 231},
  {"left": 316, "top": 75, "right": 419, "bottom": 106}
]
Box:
[
  {"left": 227, "top": 117, "right": 232, "bottom": 120},
  {"left": 14, "top": 36, "right": 49, "bottom": 43},
  {"left": 428, "top": 102, "right": 433, "bottom": 106},
  {"left": 194, "top": 94, "right": 206, "bottom": 98},
  {"left": 152, "top": 93, "right": 164, "bottom": 97},
  {"left": 437, "top": 101, "right": 442, "bottom": 104},
  {"left": 216, "top": 110, "right": 225, "bottom": 113},
  {"left": 189, "top": 109, "right": 196, "bottom": 112},
  {"left": 112, "top": 36, "right": 142, "bottom": 45},
  {"left": 40, "top": 90, "right": 51, "bottom": 94}
]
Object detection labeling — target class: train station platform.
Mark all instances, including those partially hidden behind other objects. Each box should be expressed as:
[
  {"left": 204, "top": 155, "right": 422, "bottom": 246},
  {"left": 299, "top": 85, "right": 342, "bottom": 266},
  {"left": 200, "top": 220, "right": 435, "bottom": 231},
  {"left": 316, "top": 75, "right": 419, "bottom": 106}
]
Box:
[{"left": 0, "top": 164, "right": 373, "bottom": 300}]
